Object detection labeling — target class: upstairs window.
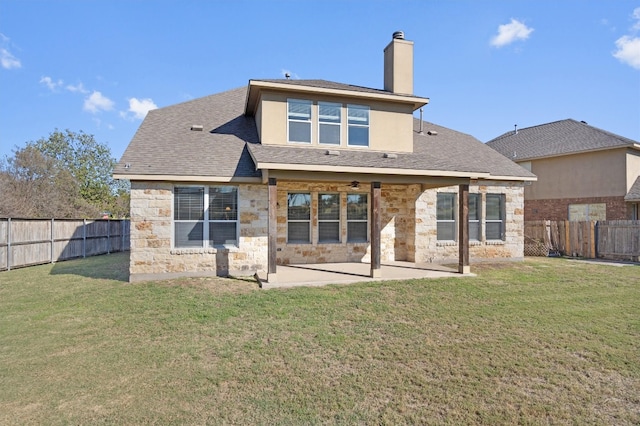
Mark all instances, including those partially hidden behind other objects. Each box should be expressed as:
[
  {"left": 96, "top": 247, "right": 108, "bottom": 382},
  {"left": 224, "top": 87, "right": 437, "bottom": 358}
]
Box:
[
  {"left": 486, "top": 194, "right": 506, "bottom": 240},
  {"left": 318, "top": 102, "right": 341, "bottom": 145},
  {"left": 288, "top": 99, "right": 312, "bottom": 143},
  {"left": 437, "top": 193, "right": 456, "bottom": 241},
  {"left": 347, "top": 105, "right": 369, "bottom": 147},
  {"left": 347, "top": 193, "right": 368, "bottom": 242},
  {"left": 318, "top": 193, "right": 340, "bottom": 243},
  {"left": 287, "top": 193, "right": 311, "bottom": 243}
]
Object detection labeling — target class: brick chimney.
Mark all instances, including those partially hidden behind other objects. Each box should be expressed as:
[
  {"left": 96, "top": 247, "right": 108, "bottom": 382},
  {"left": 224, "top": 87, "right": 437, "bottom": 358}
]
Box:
[{"left": 384, "top": 31, "right": 413, "bottom": 95}]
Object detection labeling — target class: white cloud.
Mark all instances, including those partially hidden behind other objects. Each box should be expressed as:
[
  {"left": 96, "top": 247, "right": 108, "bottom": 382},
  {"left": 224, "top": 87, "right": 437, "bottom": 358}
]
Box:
[
  {"left": 490, "top": 19, "right": 534, "bottom": 48},
  {"left": 126, "top": 97, "right": 157, "bottom": 120},
  {"left": 633, "top": 7, "right": 640, "bottom": 30},
  {"left": 39, "top": 76, "right": 63, "bottom": 91},
  {"left": 613, "top": 8, "right": 640, "bottom": 69},
  {"left": 613, "top": 35, "right": 640, "bottom": 69},
  {"left": 66, "top": 82, "right": 89, "bottom": 94},
  {"left": 1, "top": 48, "right": 21, "bottom": 69},
  {"left": 83, "top": 91, "right": 115, "bottom": 113}
]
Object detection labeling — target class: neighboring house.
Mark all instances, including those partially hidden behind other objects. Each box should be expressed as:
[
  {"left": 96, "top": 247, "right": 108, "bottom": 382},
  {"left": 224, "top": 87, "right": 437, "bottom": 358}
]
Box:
[
  {"left": 487, "top": 119, "right": 640, "bottom": 221},
  {"left": 113, "top": 32, "right": 535, "bottom": 284}
]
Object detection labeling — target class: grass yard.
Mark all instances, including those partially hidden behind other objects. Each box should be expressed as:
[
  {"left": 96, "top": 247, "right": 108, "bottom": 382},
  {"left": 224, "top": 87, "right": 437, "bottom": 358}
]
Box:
[{"left": 0, "top": 253, "right": 638, "bottom": 424}]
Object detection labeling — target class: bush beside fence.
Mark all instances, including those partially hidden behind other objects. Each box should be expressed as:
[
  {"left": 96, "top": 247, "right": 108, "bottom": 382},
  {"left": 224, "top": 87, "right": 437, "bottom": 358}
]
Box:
[
  {"left": 0, "top": 218, "right": 130, "bottom": 271},
  {"left": 525, "top": 220, "right": 639, "bottom": 261}
]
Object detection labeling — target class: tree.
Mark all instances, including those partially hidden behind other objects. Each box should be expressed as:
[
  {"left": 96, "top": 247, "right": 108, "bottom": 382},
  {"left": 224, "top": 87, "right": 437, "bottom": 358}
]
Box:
[{"left": 0, "top": 129, "right": 130, "bottom": 218}]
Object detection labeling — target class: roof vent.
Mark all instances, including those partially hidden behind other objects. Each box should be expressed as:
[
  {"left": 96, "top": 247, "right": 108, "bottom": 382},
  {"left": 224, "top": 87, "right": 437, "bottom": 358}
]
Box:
[
  {"left": 383, "top": 153, "right": 398, "bottom": 159},
  {"left": 392, "top": 31, "right": 405, "bottom": 40},
  {"left": 427, "top": 130, "right": 438, "bottom": 136},
  {"left": 325, "top": 150, "right": 340, "bottom": 156},
  {"left": 191, "top": 125, "right": 204, "bottom": 131}
]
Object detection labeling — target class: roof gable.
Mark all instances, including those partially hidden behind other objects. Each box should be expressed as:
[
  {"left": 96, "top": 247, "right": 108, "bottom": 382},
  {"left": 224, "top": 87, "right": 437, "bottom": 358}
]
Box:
[{"left": 486, "top": 119, "right": 639, "bottom": 161}]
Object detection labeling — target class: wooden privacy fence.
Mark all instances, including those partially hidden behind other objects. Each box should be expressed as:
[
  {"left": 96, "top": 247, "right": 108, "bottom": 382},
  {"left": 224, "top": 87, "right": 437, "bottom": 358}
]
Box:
[
  {"left": 525, "top": 220, "right": 640, "bottom": 261},
  {"left": 0, "top": 218, "right": 130, "bottom": 271}
]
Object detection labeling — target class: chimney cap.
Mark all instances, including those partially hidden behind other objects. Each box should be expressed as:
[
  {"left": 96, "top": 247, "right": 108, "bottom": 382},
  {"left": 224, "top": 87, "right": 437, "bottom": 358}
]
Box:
[{"left": 392, "top": 31, "right": 405, "bottom": 40}]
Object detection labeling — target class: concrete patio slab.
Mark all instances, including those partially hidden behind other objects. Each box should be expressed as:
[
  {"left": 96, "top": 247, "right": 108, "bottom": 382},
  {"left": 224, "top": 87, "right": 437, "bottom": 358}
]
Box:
[{"left": 256, "top": 261, "right": 473, "bottom": 289}]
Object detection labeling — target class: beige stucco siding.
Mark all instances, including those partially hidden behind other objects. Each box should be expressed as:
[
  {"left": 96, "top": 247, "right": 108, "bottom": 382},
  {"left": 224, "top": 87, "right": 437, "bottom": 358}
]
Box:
[
  {"left": 626, "top": 150, "right": 640, "bottom": 192},
  {"left": 256, "top": 90, "right": 414, "bottom": 152},
  {"left": 526, "top": 148, "right": 628, "bottom": 200}
]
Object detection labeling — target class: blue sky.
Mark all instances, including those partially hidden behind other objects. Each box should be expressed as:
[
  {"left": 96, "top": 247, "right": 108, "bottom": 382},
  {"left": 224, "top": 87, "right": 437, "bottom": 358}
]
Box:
[{"left": 1, "top": 0, "right": 639, "bottom": 162}]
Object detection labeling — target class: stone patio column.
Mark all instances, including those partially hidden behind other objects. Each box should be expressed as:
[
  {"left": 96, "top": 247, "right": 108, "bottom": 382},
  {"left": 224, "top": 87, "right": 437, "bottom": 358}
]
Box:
[
  {"left": 268, "top": 177, "right": 278, "bottom": 282},
  {"left": 458, "top": 183, "right": 470, "bottom": 274},
  {"left": 371, "top": 181, "right": 382, "bottom": 278}
]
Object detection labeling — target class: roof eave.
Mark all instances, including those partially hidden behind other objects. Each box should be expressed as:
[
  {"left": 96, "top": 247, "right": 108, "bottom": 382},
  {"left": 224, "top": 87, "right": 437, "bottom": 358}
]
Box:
[{"left": 245, "top": 80, "right": 429, "bottom": 115}]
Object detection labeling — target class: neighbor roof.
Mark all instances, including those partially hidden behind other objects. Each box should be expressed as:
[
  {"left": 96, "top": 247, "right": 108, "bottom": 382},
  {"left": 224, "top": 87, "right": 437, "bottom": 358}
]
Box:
[
  {"left": 625, "top": 176, "right": 640, "bottom": 202},
  {"left": 486, "top": 119, "right": 640, "bottom": 162},
  {"left": 114, "top": 85, "right": 534, "bottom": 182}
]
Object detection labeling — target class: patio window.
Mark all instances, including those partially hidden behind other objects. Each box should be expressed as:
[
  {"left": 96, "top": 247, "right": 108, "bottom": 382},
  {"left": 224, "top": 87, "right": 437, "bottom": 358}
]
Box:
[
  {"left": 318, "top": 102, "right": 341, "bottom": 145},
  {"left": 469, "top": 193, "right": 480, "bottom": 241},
  {"left": 287, "top": 193, "right": 311, "bottom": 243},
  {"left": 347, "top": 193, "right": 368, "bottom": 242},
  {"left": 174, "top": 186, "right": 238, "bottom": 248},
  {"left": 288, "top": 99, "right": 312, "bottom": 143},
  {"left": 486, "top": 193, "right": 506, "bottom": 240},
  {"left": 437, "top": 192, "right": 456, "bottom": 241},
  {"left": 347, "top": 104, "right": 369, "bottom": 147},
  {"left": 318, "top": 193, "right": 340, "bottom": 243}
]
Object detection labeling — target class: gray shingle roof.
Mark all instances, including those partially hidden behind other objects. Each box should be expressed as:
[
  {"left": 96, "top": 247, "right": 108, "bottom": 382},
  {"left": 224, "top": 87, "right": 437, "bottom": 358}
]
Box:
[
  {"left": 486, "top": 119, "right": 639, "bottom": 161},
  {"left": 247, "top": 121, "right": 534, "bottom": 178},
  {"left": 625, "top": 176, "right": 640, "bottom": 202},
  {"left": 115, "top": 85, "right": 534, "bottom": 180},
  {"left": 253, "top": 79, "right": 406, "bottom": 96},
  {"left": 114, "top": 87, "right": 261, "bottom": 179}
]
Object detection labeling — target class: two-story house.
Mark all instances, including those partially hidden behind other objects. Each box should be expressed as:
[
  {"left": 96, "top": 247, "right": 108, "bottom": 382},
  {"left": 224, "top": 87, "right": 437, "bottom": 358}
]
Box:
[
  {"left": 114, "top": 32, "right": 535, "bottom": 285},
  {"left": 487, "top": 119, "right": 640, "bottom": 221}
]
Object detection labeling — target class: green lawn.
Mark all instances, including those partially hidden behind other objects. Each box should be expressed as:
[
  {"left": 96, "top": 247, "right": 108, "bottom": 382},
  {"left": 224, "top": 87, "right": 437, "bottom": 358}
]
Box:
[{"left": 0, "top": 253, "right": 638, "bottom": 425}]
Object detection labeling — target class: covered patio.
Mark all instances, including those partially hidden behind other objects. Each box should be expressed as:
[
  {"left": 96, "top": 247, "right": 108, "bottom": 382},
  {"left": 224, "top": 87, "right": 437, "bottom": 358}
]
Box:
[{"left": 257, "top": 260, "right": 472, "bottom": 289}]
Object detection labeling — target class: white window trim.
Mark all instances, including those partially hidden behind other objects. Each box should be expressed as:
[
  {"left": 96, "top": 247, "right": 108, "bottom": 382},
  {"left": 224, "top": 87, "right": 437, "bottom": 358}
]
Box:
[
  {"left": 318, "top": 193, "right": 341, "bottom": 243},
  {"left": 318, "top": 102, "right": 342, "bottom": 146},
  {"left": 173, "top": 185, "right": 239, "bottom": 249},
  {"left": 346, "top": 192, "right": 369, "bottom": 243},
  {"left": 436, "top": 192, "right": 457, "bottom": 242},
  {"left": 287, "top": 99, "right": 312, "bottom": 144},
  {"left": 287, "top": 192, "right": 312, "bottom": 244},
  {"left": 347, "top": 104, "right": 370, "bottom": 148}
]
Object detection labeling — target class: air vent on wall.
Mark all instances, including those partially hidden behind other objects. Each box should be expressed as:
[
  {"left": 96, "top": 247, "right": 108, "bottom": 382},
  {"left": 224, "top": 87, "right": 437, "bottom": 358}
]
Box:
[
  {"left": 383, "top": 153, "right": 398, "bottom": 159},
  {"left": 190, "top": 125, "right": 204, "bottom": 131}
]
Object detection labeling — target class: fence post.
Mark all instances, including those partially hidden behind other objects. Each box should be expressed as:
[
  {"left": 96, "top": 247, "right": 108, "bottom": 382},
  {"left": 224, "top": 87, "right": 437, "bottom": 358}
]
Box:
[
  {"left": 83, "top": 219, "right": 87, "bottom": 258},
  {"left": 121, "top": 220, "right": 125, "bottom": 253},
  {"left": 51, "top": 218, "right": 55, "bottom": 264},
  {"left": 564, "top": 220, "right": 570, "bottom": 256},
  {"left": 6, "top": 218, "right": 11, "bottom": 271},
  {"left": 107, "top": 219, "right": 111, "bottom": 254}
]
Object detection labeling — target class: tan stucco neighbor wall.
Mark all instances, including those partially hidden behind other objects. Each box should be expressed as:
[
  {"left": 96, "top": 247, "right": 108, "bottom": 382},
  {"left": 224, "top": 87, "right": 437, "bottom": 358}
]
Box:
[
  {"left": 414, "top": 182, "right": 525, "bottom": 263},
  {"left": 128, "top": 181, "right": 268, "bottom": 282},
  {"left": 525, "top": 149, "right": 628, "bottom": 200}
]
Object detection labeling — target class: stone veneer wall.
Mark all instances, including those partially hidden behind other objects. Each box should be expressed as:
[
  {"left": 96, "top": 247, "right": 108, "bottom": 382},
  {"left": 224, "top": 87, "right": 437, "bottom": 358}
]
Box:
[
  {"left": 129, "top": 180, "right": 525, "bottom": 281},
  {"left": 129, "top": 181, "right": 268, "bottom": 282},
  {"left": 414, "top": 182, "right": 526, "bottom": 263},
  {"left": 276, "top": 182, "right": 422, "bottom": 264}
]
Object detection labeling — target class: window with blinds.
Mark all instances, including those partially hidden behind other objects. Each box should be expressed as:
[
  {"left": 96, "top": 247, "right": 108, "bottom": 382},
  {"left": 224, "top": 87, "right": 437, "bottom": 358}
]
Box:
[
  {"left": 288, "top": 99, "right": 312, "bottom": 143},
  {"left": 173, "top": 186, "right": 238, "bottom": 248},
  {"left": 318, "top": 102, "right": 341, "bottom": 145},
  {"left": 486, "top": 194, "right": 506, "bottom": 240},
  {"left": 347, "top": 193, "right": 368, "bottom": 242},
  {"left": 437, "top": 192, "right": 456, "bottom": 241},
  {"left": 318, "top": 193, "right": 340, "bottom": 243},
  {"left": 287, "top": 193, "right": 311, "bottom": 243},
  {"left": 347, "top": 104, "right": 369, "bottom": 147}
]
